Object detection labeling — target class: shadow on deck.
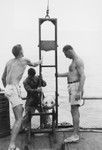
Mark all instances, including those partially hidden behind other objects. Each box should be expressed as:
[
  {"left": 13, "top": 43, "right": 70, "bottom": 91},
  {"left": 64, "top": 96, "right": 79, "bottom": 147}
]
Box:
[{"left": 0, "top": 128, "right": 102, "bottom": 150}]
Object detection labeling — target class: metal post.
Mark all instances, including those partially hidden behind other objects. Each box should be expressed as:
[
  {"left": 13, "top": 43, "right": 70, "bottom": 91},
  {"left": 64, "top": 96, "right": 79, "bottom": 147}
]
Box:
[{"left": 55, "top": 19, "right": 58, "bottom": 127}]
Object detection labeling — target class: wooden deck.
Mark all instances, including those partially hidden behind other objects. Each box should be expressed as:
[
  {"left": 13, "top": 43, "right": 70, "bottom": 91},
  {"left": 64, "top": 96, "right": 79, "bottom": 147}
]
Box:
[{"left": 0, "top": 128, "right": 102, "bottom": 150}]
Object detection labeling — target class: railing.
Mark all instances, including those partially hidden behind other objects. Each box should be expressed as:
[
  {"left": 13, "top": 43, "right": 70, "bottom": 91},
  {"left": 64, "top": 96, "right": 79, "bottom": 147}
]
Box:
[
  {"left": 82, "top": 97, "right": 102, "bottom": 106},
  {"left": 83, "top": 97, "right": 102, "bottom": 100},
  {"left": 22, "top": 96, "right": 102, "bottom": 131}
]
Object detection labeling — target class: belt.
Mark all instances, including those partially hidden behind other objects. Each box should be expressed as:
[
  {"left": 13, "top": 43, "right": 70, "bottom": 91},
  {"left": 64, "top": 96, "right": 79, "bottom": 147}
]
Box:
[{"left": 68, "top": 80, "right": 79, "bottom": 84}]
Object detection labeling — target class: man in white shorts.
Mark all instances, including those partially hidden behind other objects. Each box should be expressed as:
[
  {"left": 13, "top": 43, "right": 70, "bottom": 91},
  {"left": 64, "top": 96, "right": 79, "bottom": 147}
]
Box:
[
  {"left": 57, "top": 45, "right": 85, "bottom": 143},
  {"left": 1, "top": 44, "right": 42, "bottom": 150}
]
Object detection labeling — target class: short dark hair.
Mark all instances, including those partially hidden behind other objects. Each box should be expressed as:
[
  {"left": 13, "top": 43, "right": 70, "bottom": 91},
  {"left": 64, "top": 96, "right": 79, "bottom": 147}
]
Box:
[
  {"left": 28, "top": 68, "right": 36, "bottom": 76},
  {"left": 12, "top": 44, "right": 22, "bottom": 57},
  {"left": 63, "top": 45, "right": 73, "bottom": 52}
]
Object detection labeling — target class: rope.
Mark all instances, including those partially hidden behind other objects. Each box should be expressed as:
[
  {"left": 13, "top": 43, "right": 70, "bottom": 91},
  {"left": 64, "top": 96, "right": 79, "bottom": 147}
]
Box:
[{"left": 45, "top": 0, "right": 50, "bottom": 19}]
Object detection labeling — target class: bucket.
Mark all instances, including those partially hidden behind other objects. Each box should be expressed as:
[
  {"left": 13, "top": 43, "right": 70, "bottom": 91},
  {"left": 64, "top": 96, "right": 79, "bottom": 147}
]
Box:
[{"left": 0, "top": 92, "right": 10, "bottom": 138}]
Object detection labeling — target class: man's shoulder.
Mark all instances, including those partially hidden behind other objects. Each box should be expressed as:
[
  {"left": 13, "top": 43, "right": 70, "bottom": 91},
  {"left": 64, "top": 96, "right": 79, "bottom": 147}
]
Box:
[
  {"left": 6, "top": 58, "right": 15, "bottom": 66},
  {"left": 23, "top": 77, "right": 29, "bottom": 83},
  {"left": 20, "top": 57, "right": 30, "bottom": 63},
  {"left": 7, "top": 57, "right": 27, "bottom": 64},
  {"left": 34, "top": 75, "right": 39, "bottom": 80},
  {"left": 24, "top": 76, "right": 38, "bottom": 82},
  {"left": 76, "top": 57, "right": 84, "bottom": 68},
  {"left": 22, "top": 57, "right": 31, "bottom": 65}
]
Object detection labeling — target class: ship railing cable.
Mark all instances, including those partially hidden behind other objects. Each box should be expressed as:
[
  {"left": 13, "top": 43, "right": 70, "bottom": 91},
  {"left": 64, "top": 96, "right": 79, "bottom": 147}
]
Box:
[{"left": 82, "top": 97, "right": 102, "bottom": 106}]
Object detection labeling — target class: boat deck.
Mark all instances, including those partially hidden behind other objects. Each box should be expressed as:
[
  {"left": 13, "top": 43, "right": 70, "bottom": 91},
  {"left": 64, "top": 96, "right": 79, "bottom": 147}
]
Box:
[{"left": 0, "top": 128, "right": 102, "bottom": 150}]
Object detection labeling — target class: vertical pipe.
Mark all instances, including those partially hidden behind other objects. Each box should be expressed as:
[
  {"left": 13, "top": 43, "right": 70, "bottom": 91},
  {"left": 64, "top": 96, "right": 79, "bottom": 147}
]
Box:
[
  {"left": 39, "top": 19, "right": 42, "bottom": 128},
  {"left": 55, "top": 19, "right": 58, "bottom": 127},
  {"left": 39, "top": 19, "right": 42, "bottom": 75}
]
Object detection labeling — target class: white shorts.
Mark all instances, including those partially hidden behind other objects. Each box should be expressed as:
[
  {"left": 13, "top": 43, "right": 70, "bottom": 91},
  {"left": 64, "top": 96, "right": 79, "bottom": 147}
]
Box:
[
  {"left": 68, "top": 82, "right": 83, "bottom": 106},
  {"left": 5, "top": 84, "right": 23, "bottom": 108}
]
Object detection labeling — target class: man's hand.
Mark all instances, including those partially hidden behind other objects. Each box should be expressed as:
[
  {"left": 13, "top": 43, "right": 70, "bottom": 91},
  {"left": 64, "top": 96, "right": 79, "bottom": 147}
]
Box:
[
  {"left": 39, "top": 59, "right": 43, "bottom": 65},
  {"left": 55, "top": 73, "right": 58, "bottom": 77},
  {"left": 55, "top": 73, "right": 62, "bottom": 77},
  {"left": 37, "top": 87, "right": 42, "bottom": 92},
  {"left": 34, "top": 59, "right": 43, "bottom": 67},
  {"left": 55, "top": 72, "right": 68, "bottom": 77},
  {"left": 57, "top": 73, "right": 60, "bottom": 77},
  {"left": 75, "top": 91, "right": 81, "bottom": 101}
]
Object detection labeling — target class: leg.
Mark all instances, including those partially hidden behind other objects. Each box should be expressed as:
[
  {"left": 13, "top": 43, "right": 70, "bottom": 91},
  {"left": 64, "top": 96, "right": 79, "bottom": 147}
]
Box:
[
  {"left": 37, "top": 105, "right": 51, "bottom": 128},
  {"left": 64, "top": 83, "right": 81, "bottom": 143},
  {"left": 51, "top": 108, "right": 57, "bottom": 143},
  {"left": 44, "top": 108, "right": 51, "bottom": 126},
  {"left": 8, "top": 104, "right": 24, "bottom": 149},
  {"left": 23, "top": 106, "right": 32, "bottom": 129},
  {"left": 71, "top": 105, "right": 80, "bottom": 135},
  {"left": 24, "top": 106, "right": 34, "bottom": 147},
  {"left": 37, "top": 105, "right": 45, "bottom": 128},
  {"left": 64, "top": 105, "right": 80, "bottom": 143}
]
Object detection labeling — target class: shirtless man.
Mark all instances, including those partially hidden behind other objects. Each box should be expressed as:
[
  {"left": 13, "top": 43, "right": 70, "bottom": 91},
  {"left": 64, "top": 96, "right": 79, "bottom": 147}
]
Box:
[
  {"left": 57, "top": 45, "right": 85, "bottom": 143},
  {"left": 1, "top": 44, "right": 42, "bottom": 150}
]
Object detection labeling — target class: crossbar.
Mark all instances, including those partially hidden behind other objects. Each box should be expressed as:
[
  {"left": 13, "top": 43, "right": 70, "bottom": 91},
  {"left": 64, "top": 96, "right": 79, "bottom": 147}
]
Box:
[{"left": 31, "top": 112, "right": 53, "bottom": 116}]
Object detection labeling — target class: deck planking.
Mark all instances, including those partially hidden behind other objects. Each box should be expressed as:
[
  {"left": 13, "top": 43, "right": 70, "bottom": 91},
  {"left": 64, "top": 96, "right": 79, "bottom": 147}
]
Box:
[{"left": 0, "top": 130, "right": 102, "bottom": 150}]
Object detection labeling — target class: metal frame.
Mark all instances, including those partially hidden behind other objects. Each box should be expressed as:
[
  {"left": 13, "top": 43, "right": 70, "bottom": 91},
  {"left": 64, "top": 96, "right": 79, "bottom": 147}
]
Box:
[
  {"left": 24, "top": 18, "right": 58, "bottom": 150},
  {"left": 38, "top": 17, "right": 58, "bottom": 127}
]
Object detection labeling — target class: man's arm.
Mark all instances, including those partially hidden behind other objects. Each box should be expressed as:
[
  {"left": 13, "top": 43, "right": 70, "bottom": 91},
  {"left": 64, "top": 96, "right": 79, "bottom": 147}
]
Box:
[
  {"left": 74, "top": 61, "right": 86, "bottom": 100},
  {"left": 57, "top": 72, "right": 68, "bottom": 77},
  {"left": 41, "top": 78, "right": 47, "bottom": 87},
  {"left": 26, "top": 59, "right": 42, "bottom": 67},
  {"left": 1, "top": 65, "right": 7, "bottom": 87},
  {"left": 76, "top": 62, "right": 86, "bottom": 93},
  {"left": 23, "top": 79, "right": 36, "bottom": 93},
  {"left": 37, "top": 76, "right": 47, "bottom": 87}
]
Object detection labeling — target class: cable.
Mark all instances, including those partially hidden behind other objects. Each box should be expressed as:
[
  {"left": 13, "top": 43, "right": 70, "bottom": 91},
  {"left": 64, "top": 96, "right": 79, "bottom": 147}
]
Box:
[{"left": 45, "top": 0, "right": 50, "bottom": 18}]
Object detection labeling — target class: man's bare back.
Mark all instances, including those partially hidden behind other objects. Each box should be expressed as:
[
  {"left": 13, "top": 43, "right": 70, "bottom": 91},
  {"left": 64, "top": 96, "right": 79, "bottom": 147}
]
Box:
[{"left": 6, "top": 57, "right": 31, "bottom": 85}]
